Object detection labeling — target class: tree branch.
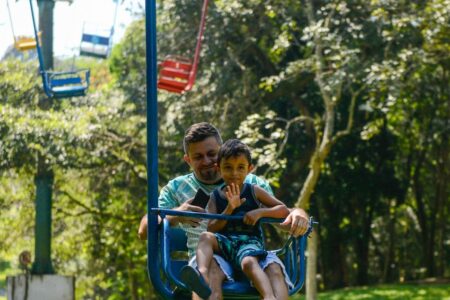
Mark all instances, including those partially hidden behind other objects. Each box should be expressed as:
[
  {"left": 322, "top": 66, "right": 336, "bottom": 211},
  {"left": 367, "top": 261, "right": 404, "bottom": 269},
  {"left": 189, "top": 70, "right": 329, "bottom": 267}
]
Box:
[
  {"left": 56, "top": 189, "right": 141, "bottom": 222},
  {"left": 333, "top": 84, "right": 366, "bottom": 142}
]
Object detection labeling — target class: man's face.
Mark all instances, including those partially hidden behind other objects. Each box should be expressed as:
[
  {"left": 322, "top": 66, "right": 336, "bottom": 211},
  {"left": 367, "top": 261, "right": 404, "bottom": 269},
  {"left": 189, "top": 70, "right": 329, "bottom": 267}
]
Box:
[{"left": 184, "top": 136, "right": 221, "bottom": 184}]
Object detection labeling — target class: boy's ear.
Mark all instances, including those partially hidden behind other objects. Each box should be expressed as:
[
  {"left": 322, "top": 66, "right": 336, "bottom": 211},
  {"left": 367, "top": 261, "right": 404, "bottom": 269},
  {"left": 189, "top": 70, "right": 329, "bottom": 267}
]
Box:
[{"left": 248, "top": 164, "right": 254, "bottom": 172}]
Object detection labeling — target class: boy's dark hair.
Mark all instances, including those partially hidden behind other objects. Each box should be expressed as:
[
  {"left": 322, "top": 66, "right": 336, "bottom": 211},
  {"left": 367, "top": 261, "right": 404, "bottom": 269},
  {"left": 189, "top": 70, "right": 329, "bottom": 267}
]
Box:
[
  {"left": 217, "top": 139, "right": 252, "bottom": 165},
  {"left": 183, "top": 122, "right": 223, "bottom": 154}
]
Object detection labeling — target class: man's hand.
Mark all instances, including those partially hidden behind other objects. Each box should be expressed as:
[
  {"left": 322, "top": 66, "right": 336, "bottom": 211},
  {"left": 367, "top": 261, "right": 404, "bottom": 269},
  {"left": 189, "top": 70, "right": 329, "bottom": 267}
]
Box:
[
  {"left": 280, "top": 208, "right": 309, "bottom": 237},
  {"left": 173, "top": 198, "right": 206, "bottom": 227},
  {"left": 138, "top": 198, "right": 208, "bottom": 240}
]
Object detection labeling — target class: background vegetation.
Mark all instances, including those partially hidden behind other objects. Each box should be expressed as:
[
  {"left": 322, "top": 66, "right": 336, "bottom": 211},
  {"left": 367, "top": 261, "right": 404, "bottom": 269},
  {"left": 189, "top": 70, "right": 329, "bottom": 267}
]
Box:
[{"left": 0, "top": 0, "right": 448, "bottom": 299}]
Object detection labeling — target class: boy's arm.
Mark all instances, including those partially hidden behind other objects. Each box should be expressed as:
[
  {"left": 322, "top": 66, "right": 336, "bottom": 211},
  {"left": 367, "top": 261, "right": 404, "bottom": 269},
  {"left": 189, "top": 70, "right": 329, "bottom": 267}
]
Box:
[
  {"left": 243, "top": 186, "right": 290, "bottom": 225},
  {"left": 206, "top": 194, "right": 232, "bottom": 232},
  {"left": 208, "top": 184, "right": 246, "bottom": 232}
]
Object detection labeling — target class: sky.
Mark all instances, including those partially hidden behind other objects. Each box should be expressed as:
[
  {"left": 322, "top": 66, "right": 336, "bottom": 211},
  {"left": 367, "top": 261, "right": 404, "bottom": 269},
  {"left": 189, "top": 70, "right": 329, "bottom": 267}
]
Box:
[{"left": 0, "top": 0, "right": 144, "bottom": 59}]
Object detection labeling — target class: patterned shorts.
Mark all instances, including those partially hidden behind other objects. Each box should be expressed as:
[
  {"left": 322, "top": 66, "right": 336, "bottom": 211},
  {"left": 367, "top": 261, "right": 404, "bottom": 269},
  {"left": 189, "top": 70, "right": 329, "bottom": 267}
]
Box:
[{"left": 215, "top": 233, "right": 267, "bottom": 270}]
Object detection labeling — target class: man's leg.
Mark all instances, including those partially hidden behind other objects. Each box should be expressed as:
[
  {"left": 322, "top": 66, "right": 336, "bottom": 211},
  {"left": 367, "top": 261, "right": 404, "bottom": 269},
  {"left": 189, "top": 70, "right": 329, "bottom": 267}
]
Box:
[{"left": 264, "top": 263, "right": 288, "bottom": 300}]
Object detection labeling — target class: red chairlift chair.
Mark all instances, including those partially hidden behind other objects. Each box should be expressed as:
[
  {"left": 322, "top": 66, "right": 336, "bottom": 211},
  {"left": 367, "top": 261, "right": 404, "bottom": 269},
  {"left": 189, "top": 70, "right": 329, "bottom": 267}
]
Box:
[{"left": 157, "top": 0, "right": 209, "bottom": 94}]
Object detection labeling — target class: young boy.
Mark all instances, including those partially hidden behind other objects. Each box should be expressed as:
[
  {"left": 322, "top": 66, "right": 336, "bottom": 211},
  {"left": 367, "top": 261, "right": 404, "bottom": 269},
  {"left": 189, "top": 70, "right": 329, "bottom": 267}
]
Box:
[{"left": 195, "top": 139, "right": 290, "bottom": 300}]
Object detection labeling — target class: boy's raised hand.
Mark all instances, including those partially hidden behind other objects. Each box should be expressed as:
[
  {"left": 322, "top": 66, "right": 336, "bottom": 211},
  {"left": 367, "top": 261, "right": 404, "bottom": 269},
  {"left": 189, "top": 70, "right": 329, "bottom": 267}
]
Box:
[{"left": 225, "top": 183, "right": 245, "bottom": 210}]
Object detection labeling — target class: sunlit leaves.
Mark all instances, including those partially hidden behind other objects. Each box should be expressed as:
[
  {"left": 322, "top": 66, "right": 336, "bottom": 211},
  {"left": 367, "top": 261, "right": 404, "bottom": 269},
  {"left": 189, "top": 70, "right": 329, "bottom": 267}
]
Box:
[{"left": 235, "top": 111, "right": 288, "bottom": 186}]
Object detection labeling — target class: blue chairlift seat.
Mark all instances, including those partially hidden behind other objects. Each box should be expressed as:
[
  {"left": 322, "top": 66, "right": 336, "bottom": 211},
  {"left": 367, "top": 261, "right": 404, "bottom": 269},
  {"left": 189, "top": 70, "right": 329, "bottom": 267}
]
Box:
[
  {"left": 43, "top": 69, "right": 90, "bottom": 99},
  {"left": 159, "top": 215, "right": 311, "bottom": 299},
  {"left": 29, "top": 0, "right": 90, "bottom": 99},
  {"left": 80, "top": 33, "right": 111, "bottom": 59}
]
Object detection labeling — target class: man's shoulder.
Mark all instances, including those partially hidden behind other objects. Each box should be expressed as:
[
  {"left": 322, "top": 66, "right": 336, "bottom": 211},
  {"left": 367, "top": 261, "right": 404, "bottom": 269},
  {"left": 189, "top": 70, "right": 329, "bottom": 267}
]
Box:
[
  {"left": 166, "top": 173, "right": 197, "bottom": 188},
  {"left": 244, "top": 174, "right": 273, "bottom": 195},
  {"left": 159, "top": 173, "right": 198, "bottom": 206},
  {"left": 244, "top": 173, "right": 268, "bottom": 185}
]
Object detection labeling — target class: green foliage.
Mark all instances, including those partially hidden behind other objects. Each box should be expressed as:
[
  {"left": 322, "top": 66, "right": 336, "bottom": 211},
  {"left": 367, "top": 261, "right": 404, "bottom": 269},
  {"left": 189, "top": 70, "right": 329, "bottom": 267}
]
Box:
[{"left": 1, "top": 0, "right": 448, "bottom": 298}]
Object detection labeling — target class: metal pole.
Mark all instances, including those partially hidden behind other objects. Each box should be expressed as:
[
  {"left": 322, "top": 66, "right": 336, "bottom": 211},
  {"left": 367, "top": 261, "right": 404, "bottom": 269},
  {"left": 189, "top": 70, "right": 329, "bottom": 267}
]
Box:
[{"left": 146, "top": 0, "right": 173, "bottom": 298}]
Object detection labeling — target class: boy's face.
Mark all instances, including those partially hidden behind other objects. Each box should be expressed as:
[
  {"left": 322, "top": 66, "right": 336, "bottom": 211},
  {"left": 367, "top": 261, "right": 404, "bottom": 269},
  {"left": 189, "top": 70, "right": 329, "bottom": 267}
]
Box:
[
  {"left": 219, "top": 154, "right": 253, "bottom": 187},
  {"left": 184, "top": 136, "right": 221, "bottom": 184}
]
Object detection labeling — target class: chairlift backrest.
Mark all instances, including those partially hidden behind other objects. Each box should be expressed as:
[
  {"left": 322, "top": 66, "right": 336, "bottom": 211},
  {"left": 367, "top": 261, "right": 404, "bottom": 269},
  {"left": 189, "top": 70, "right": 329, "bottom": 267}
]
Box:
[
  {"left": 6, "top": 0, "right": 39, "bottom": 52},
  {"left": 14, "top": 34, "right": 40, "bottom": 51},
  {"left": 80, "top": 33, "right": 111, "bottom": 58},
  {"left": 80, "top": 25, "right": 112, "bottom": 59},
  {"left": 79, "top": 0, "right": 119, "bottom": 59},
  {"left": 157, "top": 0, "right": 210, "bottom": 94}
]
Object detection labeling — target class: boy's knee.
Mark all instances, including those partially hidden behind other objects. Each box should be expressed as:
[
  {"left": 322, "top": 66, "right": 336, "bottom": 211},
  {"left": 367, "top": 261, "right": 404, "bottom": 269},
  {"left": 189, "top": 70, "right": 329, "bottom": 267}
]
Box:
[
  {"left": 199, "top": 232, "right": 216, "bottom": 243},
  {"left": 241, "top": 256, "right": 258, "bottom": 273},
  {"left": 265, "top": 263, "right": 283, "bottom": 278}
]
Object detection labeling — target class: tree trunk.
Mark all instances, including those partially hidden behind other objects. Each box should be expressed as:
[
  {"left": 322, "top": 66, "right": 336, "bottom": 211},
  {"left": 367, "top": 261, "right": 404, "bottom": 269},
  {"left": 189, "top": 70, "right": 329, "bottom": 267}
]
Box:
[
  {"left": 434, "top": 133, "right": 449, "bottom": 277},
  {"left": 382, "top": 199, "right": 396, "bottom": 282},
  {"left": 355, "top": 204, "right": 373, "bottom": 285},
  {"left": 306, "top": 231, "right": 318, "bottom": 300},
  {"left": 38, "top": 0, "right": 54, "bottom": 70}
]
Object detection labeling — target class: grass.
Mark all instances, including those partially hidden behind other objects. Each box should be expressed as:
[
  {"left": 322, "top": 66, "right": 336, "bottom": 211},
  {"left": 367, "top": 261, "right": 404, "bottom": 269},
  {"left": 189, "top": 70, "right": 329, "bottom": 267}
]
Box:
[
  {"left": 291, "top": 284, "right": 450, "bottom": 300},
  {"left": 1, "top": 268, "right": 449, "bottom": 300}
]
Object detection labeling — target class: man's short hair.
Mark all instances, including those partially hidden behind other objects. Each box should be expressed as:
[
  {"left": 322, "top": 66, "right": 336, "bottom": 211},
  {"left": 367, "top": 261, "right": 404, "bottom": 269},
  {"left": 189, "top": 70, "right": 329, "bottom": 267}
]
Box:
[
  {"left": 217, "top": 139, "right": 252, "bottom": 165},
  {"left": 183, "top": 122, "right": 223, "bottom": 154}
]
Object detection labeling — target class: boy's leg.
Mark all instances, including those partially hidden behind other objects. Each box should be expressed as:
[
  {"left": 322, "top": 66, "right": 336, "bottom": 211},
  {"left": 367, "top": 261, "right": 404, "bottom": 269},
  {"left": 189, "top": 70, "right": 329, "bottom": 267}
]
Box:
[
  {"left": 196, "top": 232, "right": 220, "bottom": 283},
  {"left": 208, "top": 258, "right": 225, "bottom": 300},
  {"left": 241, "top": 256, "right": 275, "bottom": 300},
  {"left": 264, "top": 263, "right": 288, "bottom": 300},
  {"left": 191, "top": 256, "right": 228, "bottom": 300}
]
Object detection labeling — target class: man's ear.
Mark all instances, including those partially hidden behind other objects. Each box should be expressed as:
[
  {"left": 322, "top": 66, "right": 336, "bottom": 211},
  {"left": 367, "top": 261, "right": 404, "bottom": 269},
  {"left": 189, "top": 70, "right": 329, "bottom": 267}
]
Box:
[{"left": 183, "top": 154, "right": 191, "bottom": 166}]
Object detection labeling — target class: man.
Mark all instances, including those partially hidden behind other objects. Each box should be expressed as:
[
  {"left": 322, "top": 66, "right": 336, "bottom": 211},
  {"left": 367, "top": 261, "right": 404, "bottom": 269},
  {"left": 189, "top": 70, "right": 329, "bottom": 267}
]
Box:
[{"left": 139, "top": 122, "right": 309, "bottom": 300}]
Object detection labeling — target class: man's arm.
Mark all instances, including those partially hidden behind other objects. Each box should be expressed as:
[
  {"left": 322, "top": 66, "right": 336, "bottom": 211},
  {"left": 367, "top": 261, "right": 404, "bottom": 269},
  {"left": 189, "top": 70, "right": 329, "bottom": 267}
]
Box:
[
  {"left": 165, "top": 199, "right": 206, "bottom": 227},
  {"left": 138, "top": 214, "right": 149, "bottom": 240},
  {"left": 279, "top": 208, "right": 309, "bottom": 237},
  {"left": 137, "top": 200, "right": 206, "bottom": 241},
  {"left": 138, "top": 194, "right": 206, "bottom": 241},
  {"left": 246, "top": 174, "right": 311, "bottom": 237}
]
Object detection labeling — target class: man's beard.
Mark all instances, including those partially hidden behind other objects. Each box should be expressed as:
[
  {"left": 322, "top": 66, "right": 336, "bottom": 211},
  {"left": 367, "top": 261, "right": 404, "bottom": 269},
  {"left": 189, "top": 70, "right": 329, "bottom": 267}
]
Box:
[{"left": 198, "top": 168, "right": 219, "bottom": 182}]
